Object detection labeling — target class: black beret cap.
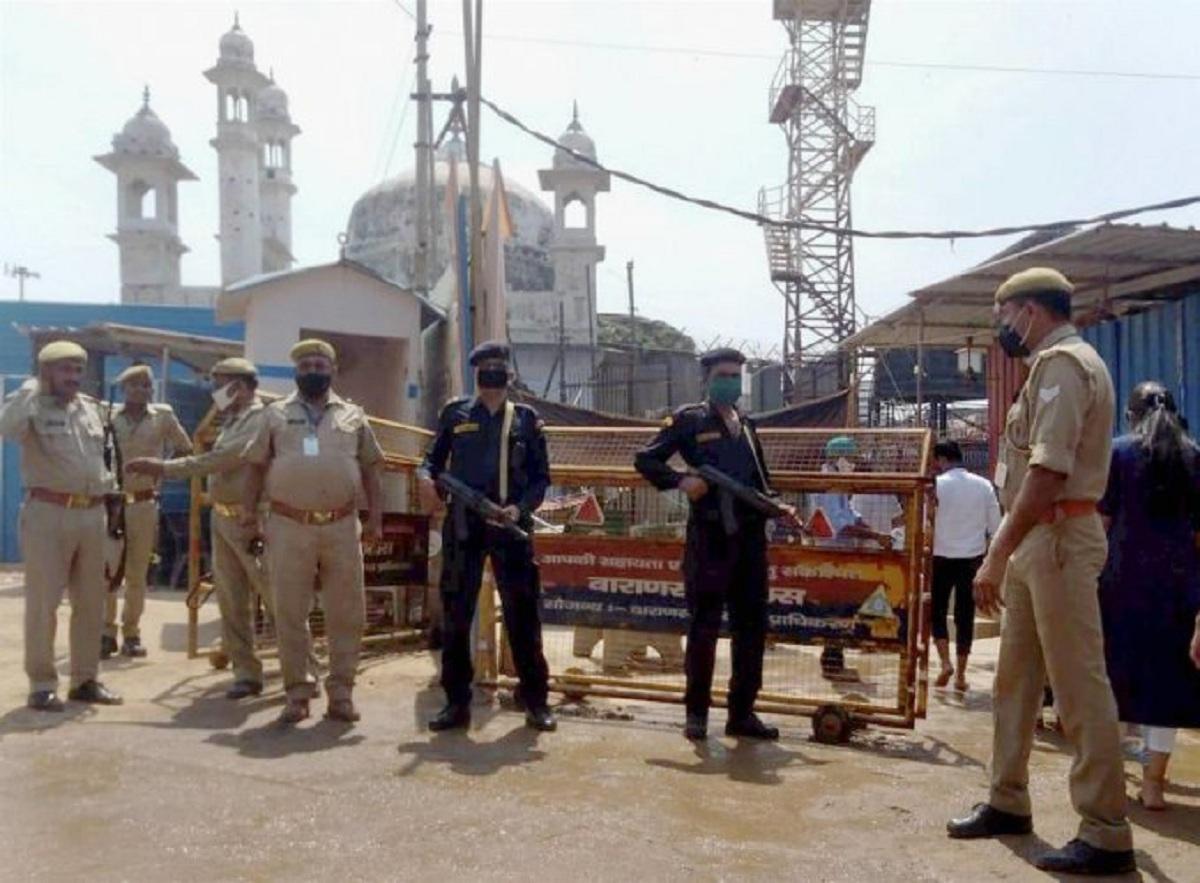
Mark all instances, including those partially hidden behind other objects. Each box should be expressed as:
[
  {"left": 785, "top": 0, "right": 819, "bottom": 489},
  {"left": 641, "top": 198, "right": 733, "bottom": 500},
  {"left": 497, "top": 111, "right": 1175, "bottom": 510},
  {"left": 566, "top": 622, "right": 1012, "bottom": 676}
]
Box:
[
  {"left": 699, "top": 347, "right": 746, "bottom": 368},
  {"left": 469, "top": 340, "right": 510, "bottom": 366}
]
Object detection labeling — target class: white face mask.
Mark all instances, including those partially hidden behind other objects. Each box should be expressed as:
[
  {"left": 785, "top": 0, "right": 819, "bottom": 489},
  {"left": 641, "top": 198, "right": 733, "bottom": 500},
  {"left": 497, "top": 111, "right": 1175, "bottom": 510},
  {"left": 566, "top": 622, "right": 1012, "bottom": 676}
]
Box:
[
  {"left": 211, "top": 381, "right": 238, "bottom": 412},
  {"left": 835, "top": 457, "right": 855, "bottom": 474}
]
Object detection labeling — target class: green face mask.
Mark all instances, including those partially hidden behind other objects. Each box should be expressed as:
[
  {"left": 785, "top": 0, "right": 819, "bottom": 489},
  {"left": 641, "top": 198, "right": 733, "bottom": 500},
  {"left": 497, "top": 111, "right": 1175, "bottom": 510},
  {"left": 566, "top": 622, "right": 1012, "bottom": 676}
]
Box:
[{"left": 708, "top": 375, "right": 742, "bottom": 406}]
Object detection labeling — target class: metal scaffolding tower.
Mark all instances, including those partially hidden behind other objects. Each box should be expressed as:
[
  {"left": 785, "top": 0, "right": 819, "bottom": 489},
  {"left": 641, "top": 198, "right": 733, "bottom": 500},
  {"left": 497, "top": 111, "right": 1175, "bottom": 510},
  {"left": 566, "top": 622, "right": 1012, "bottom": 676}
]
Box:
[{"left": 759, "top": 0, "right": 874, "bottom": 402}]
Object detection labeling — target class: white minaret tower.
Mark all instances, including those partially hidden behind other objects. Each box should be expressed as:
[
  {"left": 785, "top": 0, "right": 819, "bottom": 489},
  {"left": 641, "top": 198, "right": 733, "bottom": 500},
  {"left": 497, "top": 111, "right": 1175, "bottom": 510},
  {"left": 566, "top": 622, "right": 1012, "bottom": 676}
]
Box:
[
  {"left": 256, "top": 69, "right": 300, "bottom": 273},
  {"left": 94, "top": 87, "right": 198, "bottom": 305},
  {"left": 204, "top": 14, "right": 269, "bottom": 286},
  {"left": 537, "top": 103, "right": 609, "bottom": 344}
]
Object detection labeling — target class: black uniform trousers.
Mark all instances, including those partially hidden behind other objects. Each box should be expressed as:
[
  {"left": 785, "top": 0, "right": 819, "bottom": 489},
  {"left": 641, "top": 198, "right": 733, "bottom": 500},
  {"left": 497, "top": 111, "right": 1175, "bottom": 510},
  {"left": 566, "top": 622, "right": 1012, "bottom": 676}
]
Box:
[
  {"left": 931, "top": 555, "right": 981, "bottom": 655},
  {"left": 682, "top": 517, "right": 769, "bottom": 720},
  {"left": 439, "top": 514, "right": 550, "bottom": 709}
]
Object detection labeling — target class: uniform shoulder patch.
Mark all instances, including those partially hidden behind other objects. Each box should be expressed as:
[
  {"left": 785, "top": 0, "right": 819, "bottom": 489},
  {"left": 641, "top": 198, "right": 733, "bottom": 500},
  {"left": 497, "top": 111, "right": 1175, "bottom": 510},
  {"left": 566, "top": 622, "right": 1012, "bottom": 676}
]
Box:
[{"left": 1038, "top": 385, "right": 1061, "bottom": 404}]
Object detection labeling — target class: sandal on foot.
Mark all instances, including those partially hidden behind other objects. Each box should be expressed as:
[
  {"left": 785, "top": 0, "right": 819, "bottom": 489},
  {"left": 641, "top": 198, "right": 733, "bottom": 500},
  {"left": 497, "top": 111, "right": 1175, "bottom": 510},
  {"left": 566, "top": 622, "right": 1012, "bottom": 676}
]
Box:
[
  {"left": 1137, "top": 776, "right": 1168, "bottom": 811},
  {"left": 935, "top": 667, "right": 954, "bottom": 689},
  {"left": 277, "top": 698, "right": 310, "bottom": 725},
  {"left": 325, "top": 699, "right": 360, "bottom": 723}
]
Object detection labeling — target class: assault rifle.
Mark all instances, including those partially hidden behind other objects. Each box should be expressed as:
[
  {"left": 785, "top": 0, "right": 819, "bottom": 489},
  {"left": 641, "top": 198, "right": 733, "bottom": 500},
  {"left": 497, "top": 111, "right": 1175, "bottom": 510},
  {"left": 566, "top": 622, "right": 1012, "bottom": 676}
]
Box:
[
  {"left": 695, "top": 464, "right": 793, "bottom": 536},
  {"left": 102, "top": 387, "right": 127, "bottom": 592},
  {"left": 438, "top": 473, "right": 529, "bottom": 542}
]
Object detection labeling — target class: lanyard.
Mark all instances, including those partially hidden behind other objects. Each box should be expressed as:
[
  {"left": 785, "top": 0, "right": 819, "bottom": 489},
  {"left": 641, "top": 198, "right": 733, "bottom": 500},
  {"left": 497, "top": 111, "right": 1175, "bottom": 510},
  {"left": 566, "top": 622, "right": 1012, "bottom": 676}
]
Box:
[{"left": 301, "top": 401, "right": 326, "bottom": 435}]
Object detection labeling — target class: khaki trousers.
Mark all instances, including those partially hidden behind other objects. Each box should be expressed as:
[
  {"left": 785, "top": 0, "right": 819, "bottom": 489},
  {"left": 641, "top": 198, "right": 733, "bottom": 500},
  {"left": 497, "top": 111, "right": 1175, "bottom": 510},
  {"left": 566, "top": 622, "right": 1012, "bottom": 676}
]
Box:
[
  {"left": 19, "top": 500, "right": 106, "bottom": 692},
  {"left": 266, "top": 513, "right": 364, "bottom": 702},
  {"left": 105, "top": 499, "right": 158, "bottom": 640},
  {"left": 989, "top": 516, "right": 1133, "bottom": 852},
  {"left": 211, "top": 511, "right": 269, "bottom": 684}
]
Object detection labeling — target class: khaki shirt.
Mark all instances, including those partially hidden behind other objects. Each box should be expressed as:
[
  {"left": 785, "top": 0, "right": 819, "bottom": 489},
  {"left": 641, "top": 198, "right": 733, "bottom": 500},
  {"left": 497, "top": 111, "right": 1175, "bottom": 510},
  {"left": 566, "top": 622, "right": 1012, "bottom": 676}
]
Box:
[
  {"left": 163, "top": 398, "right": 265, "bottom": 505},
  {"left": 245, "top": 391, "right": 383, "bottom": 511},
  {"left": 0, "top": 379, "right": 112, "bottom": 496},
  {"left": 110, "top": 402, "right": 193, "bottom": 493},
  {"left": 997, "top": 324, "right": 1115, "bottom": 512}
]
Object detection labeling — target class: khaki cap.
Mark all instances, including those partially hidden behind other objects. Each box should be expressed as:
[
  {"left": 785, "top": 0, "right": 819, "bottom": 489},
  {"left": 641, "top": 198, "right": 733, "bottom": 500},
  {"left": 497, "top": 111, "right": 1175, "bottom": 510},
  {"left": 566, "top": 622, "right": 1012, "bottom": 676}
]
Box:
[
  {"left": 115, "top": 364, "right": 153, "bottom": 385},
  {"left": 995, "top": 267, "right": 1074, "bottom": 305},
  {"left": 37, "top": 340, "right": 88, "bottom": 364},
  {"left": 289, "top": 338, "right": 336, "bottom": 363},
  {"left": 210, "top": 356, "right": 258, "bottom": 378}
]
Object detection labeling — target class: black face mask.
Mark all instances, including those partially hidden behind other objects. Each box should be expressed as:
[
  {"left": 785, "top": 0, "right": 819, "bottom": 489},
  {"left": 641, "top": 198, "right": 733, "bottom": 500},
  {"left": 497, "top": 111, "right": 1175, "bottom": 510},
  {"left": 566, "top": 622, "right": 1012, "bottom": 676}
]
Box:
[
  {"left": 477, "top": 367, "right": 508, "bottom": 390},
  {"left": 295, "top": 372, "right": 332, "bottom": 397},
  {"left": 995, "top": 308, "right": 1031, "bottom": 359}
]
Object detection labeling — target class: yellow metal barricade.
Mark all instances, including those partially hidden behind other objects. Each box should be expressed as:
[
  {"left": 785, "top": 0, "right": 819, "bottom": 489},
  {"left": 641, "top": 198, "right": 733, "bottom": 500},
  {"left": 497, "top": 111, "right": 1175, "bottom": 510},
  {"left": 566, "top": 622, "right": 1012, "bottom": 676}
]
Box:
[{"left": 477, "top": 426, "right": 934, "bottom": 742}]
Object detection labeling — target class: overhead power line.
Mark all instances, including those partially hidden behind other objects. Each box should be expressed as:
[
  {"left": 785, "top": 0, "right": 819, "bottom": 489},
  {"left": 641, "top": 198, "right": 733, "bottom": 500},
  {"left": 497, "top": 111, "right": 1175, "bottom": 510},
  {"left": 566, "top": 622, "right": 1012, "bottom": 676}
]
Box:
[
  {"left": 480, "top": 95, "right": 1200, "bottom": 241},
  {"left": 443, "top": 30, "right": 1200, "bottom": 82}
]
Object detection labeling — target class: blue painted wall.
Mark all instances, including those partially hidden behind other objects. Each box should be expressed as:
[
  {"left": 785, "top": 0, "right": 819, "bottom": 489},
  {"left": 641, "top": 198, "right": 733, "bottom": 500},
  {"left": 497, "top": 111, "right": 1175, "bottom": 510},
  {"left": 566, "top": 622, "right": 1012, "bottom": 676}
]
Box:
[
  {"left": 1082, "top": 287, "right": 1200, "bottom": 436},
  {"left": 1, "top": 301, "right": 245, "bottom": 565}
]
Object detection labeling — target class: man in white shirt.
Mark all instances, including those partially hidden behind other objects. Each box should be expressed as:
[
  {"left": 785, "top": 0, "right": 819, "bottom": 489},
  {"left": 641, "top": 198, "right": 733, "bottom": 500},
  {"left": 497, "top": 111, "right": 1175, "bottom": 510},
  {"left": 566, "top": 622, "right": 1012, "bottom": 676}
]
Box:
[{"left": 932, "top": 440, "right": 1001, "bottom": 692}]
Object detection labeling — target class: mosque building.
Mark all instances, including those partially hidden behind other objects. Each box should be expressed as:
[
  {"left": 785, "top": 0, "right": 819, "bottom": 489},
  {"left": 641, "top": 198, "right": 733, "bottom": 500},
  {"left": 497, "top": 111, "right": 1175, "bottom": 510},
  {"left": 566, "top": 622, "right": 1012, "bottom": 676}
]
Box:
[{"left": 93, "top": 15, "right": 609, "bottom": 409}]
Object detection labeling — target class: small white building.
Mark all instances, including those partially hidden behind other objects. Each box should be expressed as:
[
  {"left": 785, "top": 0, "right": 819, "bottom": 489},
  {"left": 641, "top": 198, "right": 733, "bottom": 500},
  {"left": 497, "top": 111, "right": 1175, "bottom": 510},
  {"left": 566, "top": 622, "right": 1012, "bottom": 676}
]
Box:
[{"left": 216, "top": 258, "right": 443, "bottom": 425}]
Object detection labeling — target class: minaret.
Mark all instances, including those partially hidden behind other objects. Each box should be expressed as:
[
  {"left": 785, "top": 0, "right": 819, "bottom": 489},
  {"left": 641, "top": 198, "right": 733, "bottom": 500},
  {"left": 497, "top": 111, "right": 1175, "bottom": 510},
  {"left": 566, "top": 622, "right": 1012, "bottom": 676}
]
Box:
[
  {"left": 94, "top": 87, "right": 198, "bottom": 304},
  {"left": 256, "top": 69, "right": 300, "bottom": 273},
  {"left": 537, "top": 103, "right": 609, "bottom": 344},
  {"left": 203, "top": 14, "right": 269, "bottom": 285}
]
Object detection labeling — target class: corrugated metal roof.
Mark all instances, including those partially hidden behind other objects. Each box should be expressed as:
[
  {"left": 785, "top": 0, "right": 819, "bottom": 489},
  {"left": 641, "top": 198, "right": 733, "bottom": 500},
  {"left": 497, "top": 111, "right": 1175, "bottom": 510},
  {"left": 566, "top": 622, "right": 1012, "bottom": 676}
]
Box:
[{"left": 844, "top": 223, "right": 1200, "bottom": 350}]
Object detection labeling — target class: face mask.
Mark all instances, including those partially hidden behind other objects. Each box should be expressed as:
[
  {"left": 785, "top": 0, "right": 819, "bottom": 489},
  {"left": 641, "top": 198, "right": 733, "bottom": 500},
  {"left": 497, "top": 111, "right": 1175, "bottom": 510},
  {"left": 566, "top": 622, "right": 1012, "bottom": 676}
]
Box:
[
  {"left": 835, "top": 457, "right": 855, "bottom": 474},
  {"left": 707, "top": 375, "right": 742, "bottom": 406},
  {"left": 211, "top": 381, "right": 238, "bottom": 412},
  {"left": 477, "top": 367, "right": 508, "bottom": 390},
  {"left": 295, "top": 372, "right": 332, "bottom": 398},
  {"left": 996, "top": 307, "right": 1032, "bottom": 359}
]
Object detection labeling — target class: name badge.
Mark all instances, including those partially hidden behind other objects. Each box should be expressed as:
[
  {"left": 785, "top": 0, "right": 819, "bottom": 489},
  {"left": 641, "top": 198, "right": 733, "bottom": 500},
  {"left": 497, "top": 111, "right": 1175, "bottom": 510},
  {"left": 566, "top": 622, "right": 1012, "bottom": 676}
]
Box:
[
  {"left": 303, "top": 436, "right": 320, "bottom": 457},
  {"left": 994, "top": 461, "right": 1008, "bottom": 489},
  {"left": 695, "top": 431, "right": 721, "bottom": 444}
]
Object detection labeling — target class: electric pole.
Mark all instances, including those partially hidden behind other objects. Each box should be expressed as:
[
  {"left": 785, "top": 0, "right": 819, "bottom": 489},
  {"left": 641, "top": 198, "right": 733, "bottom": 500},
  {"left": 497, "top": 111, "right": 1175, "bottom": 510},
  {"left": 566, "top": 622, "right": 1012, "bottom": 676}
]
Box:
[
  {"left": 5, "top": 264, "right": 40, "bottom": 301},
  {"left": 461, "top": 0, "right": 484, "bottom": 344},
  {"left": 412, "top": 0, "right": 434, "bottom": 297},
  {"left": 626, "top": 259, "right": 637, "bottom": 415}
]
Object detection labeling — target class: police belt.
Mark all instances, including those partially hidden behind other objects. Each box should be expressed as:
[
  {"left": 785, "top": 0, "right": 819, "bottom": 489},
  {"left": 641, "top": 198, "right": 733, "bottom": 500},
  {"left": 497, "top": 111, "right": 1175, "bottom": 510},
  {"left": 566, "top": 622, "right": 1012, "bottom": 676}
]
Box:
[
  {"left": 27, "top": 487, "right": 105, "bottom": 509},
  {"left": 270, "top": 499, "right": 356, "bottom": 526},
  {"left": 1037, "top": 499, "right": 1097, "bottom": 525},
  {"left": 122, "top": 489, "right": 158, "bottom": 505}
]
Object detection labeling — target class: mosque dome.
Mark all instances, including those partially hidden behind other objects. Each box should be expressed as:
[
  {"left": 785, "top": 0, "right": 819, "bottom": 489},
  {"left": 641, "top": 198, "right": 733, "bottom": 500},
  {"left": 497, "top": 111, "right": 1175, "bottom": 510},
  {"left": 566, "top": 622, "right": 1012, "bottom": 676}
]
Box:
[
  {"left": 219, "top": 16, "right": 254, "bottom": 64},
  {"left": 112, "top": 90, "right": 179, "bottom": 159},
  {"left": 258, "top": 77, "right": 290, "bottom": 121},
  {"left": 345, "top": 146, "right": 556, "bottom": 293},
  {"left": 553, "top": 104, "right": 597, "bottom": 169}
]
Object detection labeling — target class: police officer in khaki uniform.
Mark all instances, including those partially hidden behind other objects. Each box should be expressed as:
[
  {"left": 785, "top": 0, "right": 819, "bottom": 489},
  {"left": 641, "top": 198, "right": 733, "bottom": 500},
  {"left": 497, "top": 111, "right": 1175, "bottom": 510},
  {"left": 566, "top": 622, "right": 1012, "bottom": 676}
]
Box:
[
  {"left": 948, "top": 268, "right": 1134, "bottom": 876},
  {"left": 244, "top": 340, "right": 384, "bottom": 724},
  {"left": 0, "top": 341, "right": 122, "bottom": 710},
  {"left": 128, "top": 357, "right": 280, "bottom": 699},
  {"left": 102, "top": 363, "right": 192, "bottom": 659}
]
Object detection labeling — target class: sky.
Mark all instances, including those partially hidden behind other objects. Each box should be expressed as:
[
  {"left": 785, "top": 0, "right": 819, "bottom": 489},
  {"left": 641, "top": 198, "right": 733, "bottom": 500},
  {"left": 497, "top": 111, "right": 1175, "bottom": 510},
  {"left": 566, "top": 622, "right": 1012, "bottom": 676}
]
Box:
[{"left": 2, "top": 0, "right": 1199, "bottom": 354}]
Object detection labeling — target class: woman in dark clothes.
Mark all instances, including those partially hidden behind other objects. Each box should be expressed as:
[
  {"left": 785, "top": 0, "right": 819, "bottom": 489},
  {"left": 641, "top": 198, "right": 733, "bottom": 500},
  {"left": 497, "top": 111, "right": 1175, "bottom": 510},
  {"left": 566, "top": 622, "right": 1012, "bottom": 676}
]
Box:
[{"left": 1098, "top": 381, "right": 1200, "bottom": 810}]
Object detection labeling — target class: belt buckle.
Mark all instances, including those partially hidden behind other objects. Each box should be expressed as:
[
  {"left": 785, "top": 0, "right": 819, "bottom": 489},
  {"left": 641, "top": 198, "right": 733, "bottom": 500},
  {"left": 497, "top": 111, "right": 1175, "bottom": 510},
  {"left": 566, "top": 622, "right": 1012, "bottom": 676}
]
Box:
[
  {"left": 124, "top": 492, "right": 138, "bottom": 505},
  {"left": 309, "top": 510, "right": 334, "bottom": 526},
  {"left": 68, "top": 494, "right": 90, "bottom": 509}
]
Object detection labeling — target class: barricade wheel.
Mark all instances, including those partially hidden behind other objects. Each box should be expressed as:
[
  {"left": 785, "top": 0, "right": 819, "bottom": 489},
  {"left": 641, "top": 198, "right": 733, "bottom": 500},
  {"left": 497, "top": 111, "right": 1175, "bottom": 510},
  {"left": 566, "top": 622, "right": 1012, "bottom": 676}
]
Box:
[
  {"left": 561, "top": 667, "right": 588, "bottom": 702},
  {"left": 209, "top": 649, "right": 230, "bottom": 670},
  {"left": 812, "top": 705, "right": 852, "bottom": 744}
]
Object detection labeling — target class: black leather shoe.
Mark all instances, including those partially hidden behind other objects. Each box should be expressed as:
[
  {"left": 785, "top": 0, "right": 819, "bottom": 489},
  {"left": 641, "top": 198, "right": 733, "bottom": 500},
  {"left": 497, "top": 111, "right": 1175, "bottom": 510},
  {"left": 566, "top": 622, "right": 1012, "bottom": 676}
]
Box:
[
  {"left": 100, "top": 635, "right": 118, "bottom": 659},
  {"left": 225, "top": 680, "right": 264, "bottom": 700},
  {"left": 121, "top": 637, "right": 147, "bottom": 658},
  {"left": 1035, "top": 839, "right": 1135, "bottom": 875},
  {"left": 947, "top": 803, "right": 1033, "bottom": 839},
  {"left": 68, "top": 680, "right": 123, "bottom": 705},
  {"left": 429, "top": 704, "right": 471, "bottom": 732},
  {"left": 525, "top": 706, "right": 557, "bottom": 732},
  {"left": 684, "top": 713, "right": 708, "bottom": 741},
  {"left": 725, "top": 713, "right": 780, "bottom": 740},
  {"left": 27, "top": 690, "right": 64, "bottom": 712}
]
